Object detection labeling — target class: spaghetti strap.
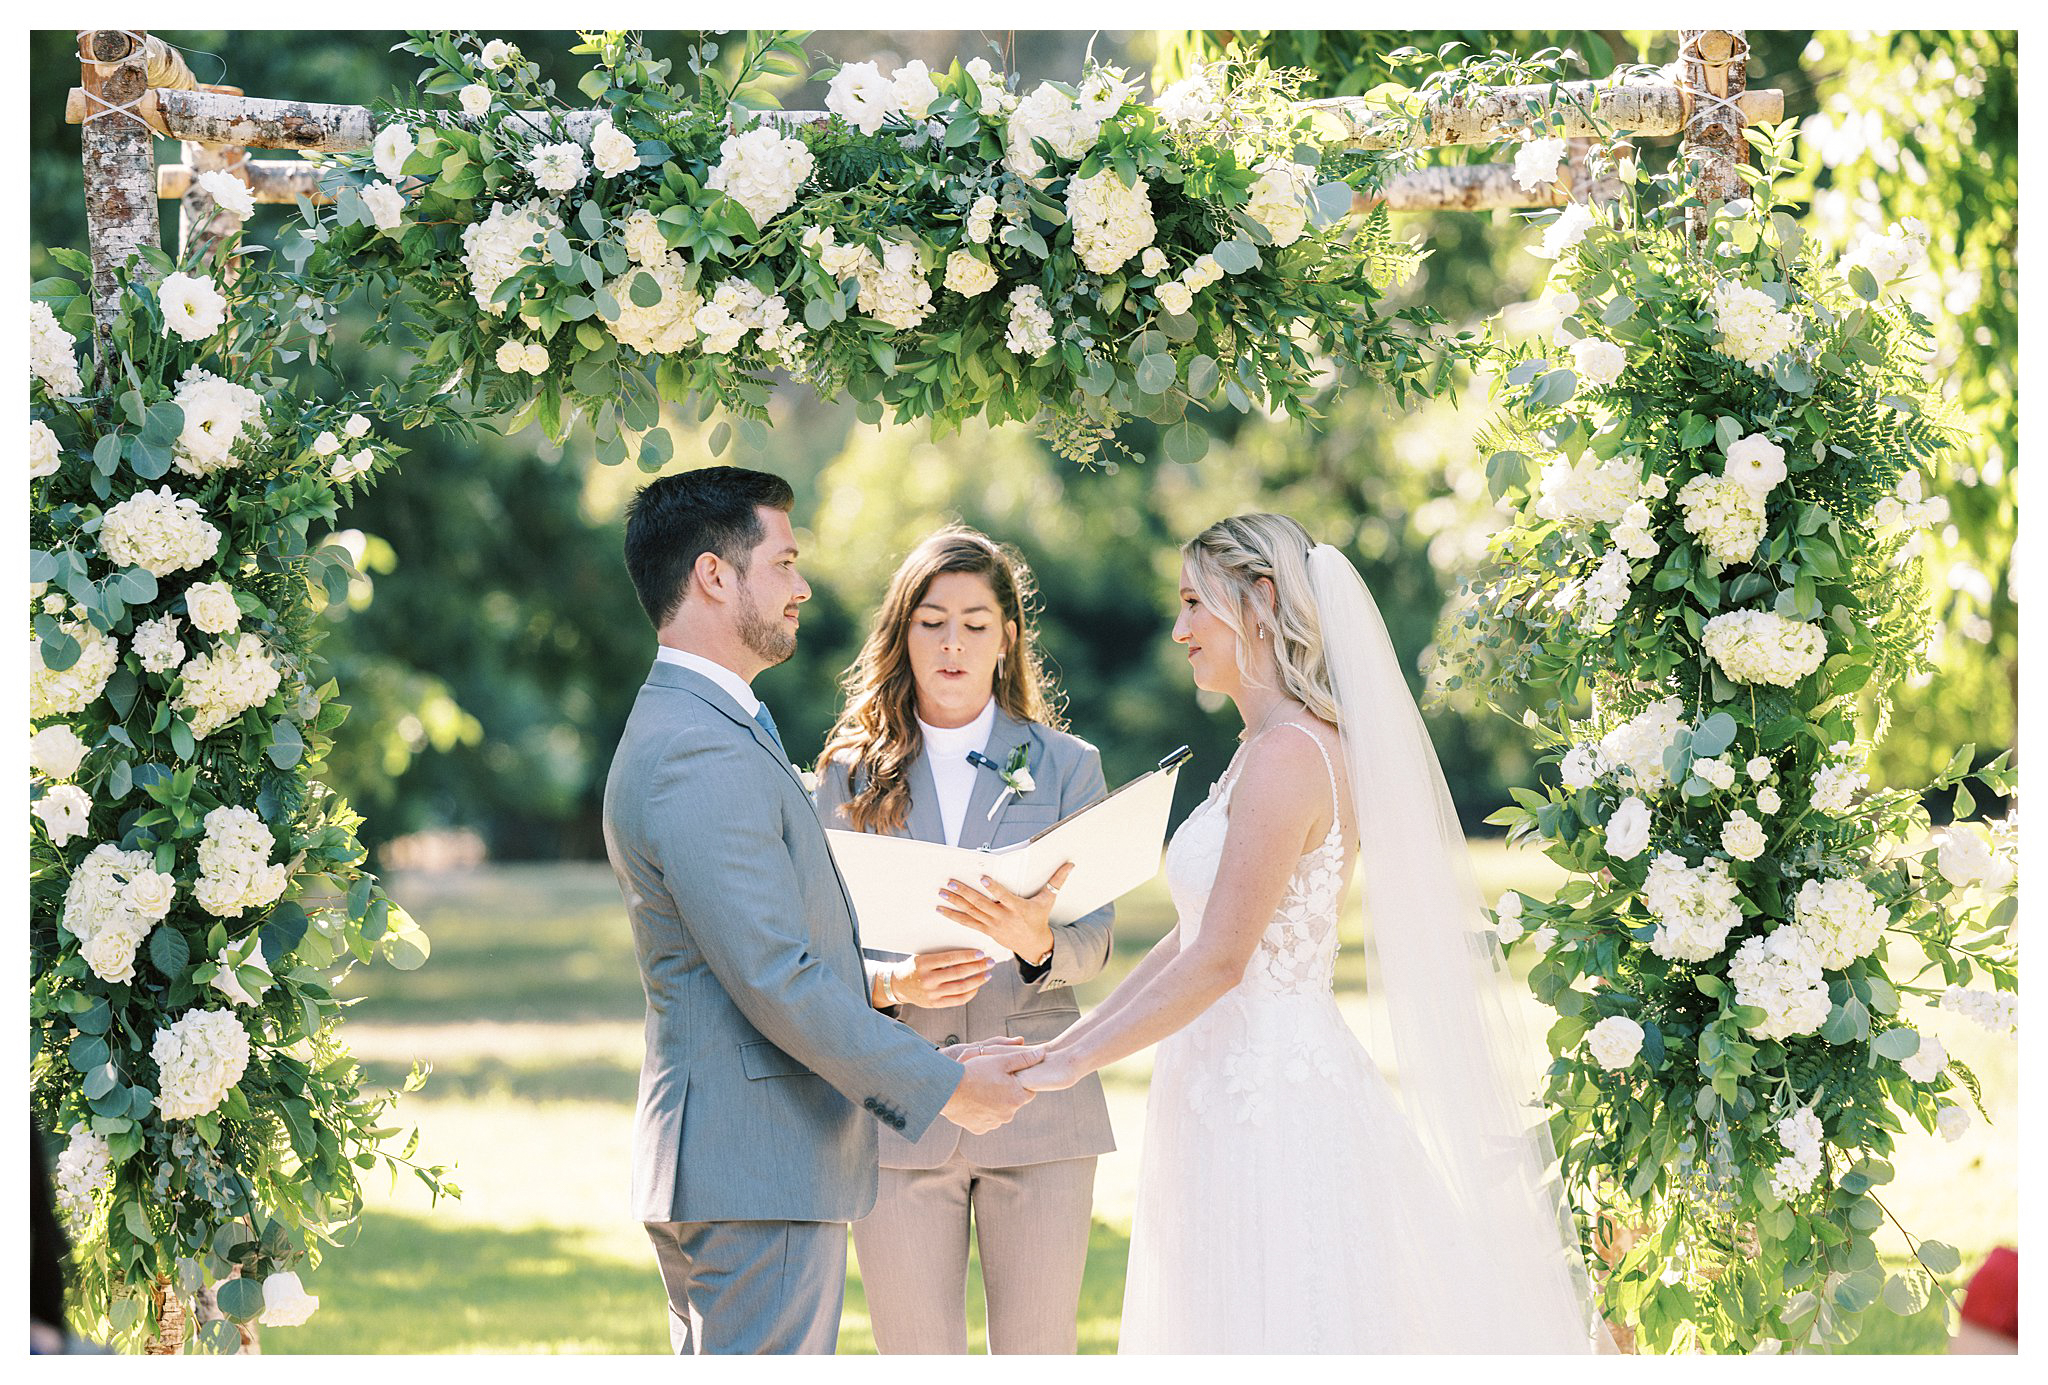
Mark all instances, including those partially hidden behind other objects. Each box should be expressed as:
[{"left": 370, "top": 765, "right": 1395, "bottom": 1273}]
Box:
[{"left": 1259, "top": 720, "right": 1344, "bottom": 840}]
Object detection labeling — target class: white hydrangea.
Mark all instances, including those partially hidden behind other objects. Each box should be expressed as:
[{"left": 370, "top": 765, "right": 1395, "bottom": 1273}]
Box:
[
  {"left": 190, "top": 804, "right": 291, "bottom": 921},
  {"left": 826, "top": 60, "right": 897, "bottom": 136},
  {"left": 152, "top": 1008, "right": 252, "bottom": 1120},
  {"left": 99, "top": 486, "right": 222, "bottom": 578},
  {"left": 171, "top": 367, "right": 267, "bottom": 477},
  {"left": 32, "top": 618, "right": 119, "bottom": 719},
  {"left": 589, "top": 120, "right": 640, "bottom": 179},
  {"left": 1534, "top": 201, "right": 1599, "bottom": 260},
  {"left": 372, "top": 123, "right": 415, "bottom": 181},
  {"left": 1534, "top": 454, "right": 1643, "bottom": 530},
  {"left": 1725, "top": 433, "right": 1788, "bottom": 495},
  {"left": 174, "top": 632, "right": 282, "bottom": 738},
  {"left": 1677, "top": 472, "right": 1768, "bottom": 565},
  {"left": 31, "top": 417, "right": 62, "bottom": 479},
  {"left": 1243, "top": 157, "right": 1316, "bottom": 248},
  {"left": 1940, "top": 986, "right": 2016, "bottom": 1036},
  {"left": 1598, "top": 697, "right": 1688, "bottom": 791},
  {"left": 1559, "top": 742, "right": 1608, "bottom": 790},
  {"left": 132, "top": 614, "right": 186, "bottom": 675},
  {"left": 1792, "top": 875, "right": 1887, "bottom": 968},
  {"left": 621, "top": 208, "right": 670, "bottom": 268},
  {"left": 1701, "top": 609, "right": 1829, "bottom": 687},
  {"left": 196, "top": 168, "right": 255, "bottom": 219},
  {"left": 362, "top": 180, "right": 406, "bottom": 232},
  {"left": 1843, "top": 218, "right": 1930, "bottom": 284},
  {"left": 1571, "top": 336, "right": 1626, "bottom": 387},
  {"left": 30, "top": 723, "right": 90, "bottom": 780},
  {"left": 158, "top": 272, "right": 228, "bottom": 343},
  {"left": 524, "top": 141, "right": 587, "bottom": 193},
  {"left": 1709, "top": 279, "right": 1802, "bottom": 371},
  {"left": 31, "top": 299, "right": 84, "bottom": 398},
  {"left": 54, "top": 1126, "right": 113, "bottom": 1230},
  {"left": 1513, "top": 136, "right": 1569, "bottom": 194},
  {"left": 460, "top": 200, "right": 561, "bottom": 316},
  {"left": 1810, "top": 758, "right": 1869, "bottom": 816},
  {"left": 1642, "top": 852, "right": 1743, "bottom": 962},
  {"left": 1605, "top": 795, "right": 1652, "bottom": 861},
  {"left": 1154, "top": 71, "right": 1222, "bottom": 131},
  {"left": 61, "top": 843, "right": 177, "bottom": 984},
  {"left": 1586, "top": 1015, "right": 1645, "bottom": 1070},
  {"left": 1720, "top": 809, "right": 1767, "bottom": 861},
  {"left": 1936, "top": 1104, "right": 1971, "bottom": 1143},
  {"left": 605, "top": 254, "right": 703, "bottom": 355},
  {"left": 965, "top": 193, "right": 999, "bottom": 245},
  {"left": 691, "top": 279, "right": 780, "bottom": 356},
  {"left": 943, "top": 250, "right": 999, "bottom": 297},
  {"left": 1897, "top": 1029, "right": 1949, "bottom": 1084},
  {"left": 1066, "top": 170, "right": 1157, "bottom": 274},
  {"left": 1580, "top": 546, "right": 1632, "bottom": 627},
  {"left": 1004, "top": 81, "right": 1102, "bottom": 179},
  {"left": 1003, "top": 284, "right": 1055, "bottom": 359},
  {"left": 1769, "top": 1106, "right": 1825, "bottom": 1198},
  {"left": 33, "top": 783, "right": 92, "bottom": 846},
  {"left": 1729, "top": 926, "right": 1832, "bottom": 1040},
  {"left": 1935, "top": 824, "right": 2014, "bottom": 892},
  {"left": 706, "top": 126, "right": 813, "bottom": 229}
]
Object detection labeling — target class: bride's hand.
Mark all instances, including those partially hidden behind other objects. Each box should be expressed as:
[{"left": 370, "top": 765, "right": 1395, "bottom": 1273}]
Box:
[
  {"left": 938, "top": 862, "right": 1075, "bottom": 966},
  {"left": 1018, "top": 1046, "right": 1084, "bottom": 1092}
]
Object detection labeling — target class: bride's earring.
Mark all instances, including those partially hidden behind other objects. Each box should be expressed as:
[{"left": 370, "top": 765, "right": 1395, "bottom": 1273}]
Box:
[{"left": 1257, "top": 623, "right": 1269, "bottom": 640}]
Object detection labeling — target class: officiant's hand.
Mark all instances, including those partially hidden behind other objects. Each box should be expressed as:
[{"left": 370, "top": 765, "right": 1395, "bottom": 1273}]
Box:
[
  {"left": 940, "top": 1047, "right": 1041, "bottom": 1133},
  {"left": 893, "top": 948, "right": 993, "bottom": 1008},
  {"left": 939, "top": 862, "right": 1075, "bottom": 968}
]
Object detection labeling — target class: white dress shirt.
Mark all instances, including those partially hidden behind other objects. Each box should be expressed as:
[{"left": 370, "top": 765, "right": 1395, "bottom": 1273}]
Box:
[
  {"left": 917, "top": 697, "right": 996, "bottom": 848},
  {"left": 654, "top": 646, "right": 761, "bottom": 719}
]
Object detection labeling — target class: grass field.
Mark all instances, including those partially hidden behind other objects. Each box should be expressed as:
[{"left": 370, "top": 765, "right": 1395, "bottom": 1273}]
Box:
[{"left": 270, "top": 854, "right": 2016, "bottom": 1355}]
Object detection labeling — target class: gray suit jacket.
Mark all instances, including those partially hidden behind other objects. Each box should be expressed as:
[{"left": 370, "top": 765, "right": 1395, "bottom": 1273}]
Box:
[
  {"left": 816, "top": 708, "right": 1117, "bottom": 1170},
  {"left": 602, "top": 659, "right": 964, "bottom": 1224}
]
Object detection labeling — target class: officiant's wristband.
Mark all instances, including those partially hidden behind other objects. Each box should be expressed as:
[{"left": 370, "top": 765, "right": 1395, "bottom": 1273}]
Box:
[{"left": 880, "top": 968, "right": 903, "bottom": 1007}]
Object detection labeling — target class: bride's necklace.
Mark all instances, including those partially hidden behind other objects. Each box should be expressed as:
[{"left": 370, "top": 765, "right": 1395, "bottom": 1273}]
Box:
[{"left": 1238, "top": 698, "right": 1304, "bottom": 745}]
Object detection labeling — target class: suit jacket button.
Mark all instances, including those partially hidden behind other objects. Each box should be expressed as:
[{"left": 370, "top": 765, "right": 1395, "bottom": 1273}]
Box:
[
  {"left": 944, "top": 1034, "right": 960, "bottom": 1046},
  {"left": 863, "top": 1097, "right": 877, "bottom": 1110}
]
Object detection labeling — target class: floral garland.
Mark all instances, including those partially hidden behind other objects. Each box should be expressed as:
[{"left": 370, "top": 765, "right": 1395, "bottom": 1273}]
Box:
[
  {"left": 29, "top": 239, "right": 454, "bottom": 1348},
  {"left": 295, "top": 29, "right": 1454, "bottom": 467},
  {"left": 1437, "top": 118, "right": 2019, "bottom": 1351}
]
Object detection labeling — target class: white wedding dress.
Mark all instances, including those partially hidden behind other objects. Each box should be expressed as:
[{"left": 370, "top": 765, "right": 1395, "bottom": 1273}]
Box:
[{"left": 1119, "top": 723, "right": 1475, "bottom": 1353}]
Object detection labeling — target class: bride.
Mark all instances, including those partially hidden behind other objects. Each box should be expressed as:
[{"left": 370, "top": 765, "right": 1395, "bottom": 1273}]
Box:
[{"left": 1020, "top": 514, "right": 1606, "bottom": 1353}]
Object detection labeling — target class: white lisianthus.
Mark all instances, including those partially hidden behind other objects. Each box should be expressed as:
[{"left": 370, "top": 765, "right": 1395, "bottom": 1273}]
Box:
[
  {"left": 152, "top": 1008, "right": 252, "bottom": 1120},
  {"left": 1935, "top": 824, "right": 2012, "bottom": 891},
  {"left": 33, "top": 784, "right": 93, "bottom": 846},
  {"left": 1642, "top": 852, "right": 1743, "bottom": 961},
  {"left": 1605, "top": 796, "right": 1652, "bottom": 861},
  {"left": 1720, "top": 809, "right": 1767, "bottom": 861},
  {"left": 185, "top": 580, "right": 242, "bottom": 635},
  {"left": 460, "top": 200, "right": 562, "bottom": 316},
  {"left": 891, "top": 60, "right": 941, "bottom": 119},
  {"left": 524, "top": 141, "right": 587, "bottom": 193},
  {"left": 195, "top": 168, "right": 255, "bottom": 219},
  {"left": 1725, "top": 432, "right": 1788, "bottom": 495},
  {"left": 1559, "top": 743, "right": 1607, "bottom": 790},
  {"left": 459, "top": 83, "right": 491, "bottom": 118},
  {"left": 1709, "top": 279, "right": 1802, "bottom": 372},
  {"left": 1936, "top": 1104, "right": 1971, "bottom": 1142},
  {"left": 1494, "top": 891, "right": 1526, "bottom": 945},
  {"left": 32, "top": 618, "right": 118, "bottom": 719},
  {"left": 1243, "top": 157, "right": 1315, "bottom": 248},
  {"left": 372, "top": 123, "right": 416, "bottom": 181},
  {"left": 260, "top": 1271, "right": 321, "bottom": 1328},
  {"left": 1066, "top": 169, "right": 1157, "bottom": 275},
  {"left": 1792, "top": 875, "right": 1887, "bottom": 968},
  {"left": 1571, "top": 336, "right": 1626, "bottom": 387},
  {"left": 362, "top": 181, "right": 406, "bottom": 231},
  {"left": 1755, "top": 785, "right": 1782, "bottom": 815},
  {"left": 131, "top": 614, "right": 186, "bottom": 675},
  {"left": 30, "top": 724, "right": 90, "bottom": 780},
  {"left": 1003, "top": 284, "right": 1055, "bottom": 359},
  {"left": 706, "top": 126, "right": 813, "bottom": 229},
  {"left": 1076, "top": 65, "right": 1134, "bottom": 121},
  {"left": 1586, "top": 1015, "right": 1645, "bottom": 1070},
  {"left": 54, "top": 1126, "right": 113, "bottom": 1230},
  {"left": 31, "top": 299, "right": 85, "bottom": 398},
  {"left": 330, "top": 450, "right": 375, "bottom": 484},
  {"left": 174, "top": 632, "right": 283, "bottom": 738},
  {"left": 209, "top": 938, "right": 274, "bottom": 1007},
  {"left": 589, "top": 120, "right": 640, "bottom": 179},
  {"left": 172, "top": 368, "right": 267, "bottom": 476},
  {"left": 1535, "top": 202, "right": 1599, "bottom": 260},
  {"left": 1729, "top": 927, "right": 1831, "bottom": 1040},
  {"left": 1897, "top": 1030, "right": 1949, "bottom": 1084},
  {"left": 1004, "top": 82, "right": 1102, "bottom": 179},
  {"left": 479, "top": 39, "right": 515, "bottom": 70},
  {"left": 943, "top": 250, "right": 999, "bottom": 298},
  {"left": 1139, "top": 246, "right": 1169, "bottom": 278},
  {"left": 1769, "top": 1106, "right": 1826, "bottom": 1198},
  {"left": 1513, "top": 136, "right": 1569, "bottom": 193},
  {"left": 1156, "top": 280, "right": 1194, "bottom": 317},
  {"left": 158, "top": 272, "right": 229, "bottom": 342},
  {"left": 99, "top": 486, "right": 222, "bottom": 578},
  {"left": 1701, "top": 609, "right": 1829, "bottom": 687},
  {"left": 61, "top": 843, "right": 177, "bottom": 984},
  {"left": 1599, "top": 697, "right": 1687, "bottom": 791},
  {"left": 965, "top": 193, "right": 999, "bottom": 245},
  {"left": 827, "top": 60, "right": 897, "bottom": 136}
]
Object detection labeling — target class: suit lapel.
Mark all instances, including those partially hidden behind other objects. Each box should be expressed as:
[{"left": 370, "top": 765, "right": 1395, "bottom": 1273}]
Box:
[
  {"left": 959, "top": 712, "right": 1031, "bottom": 851},
  {"left": 645, "top": 660, "right": 801, "bottom": 789},
  {"left": 906, "top": 750, "right": 946, "bottom": 844}
]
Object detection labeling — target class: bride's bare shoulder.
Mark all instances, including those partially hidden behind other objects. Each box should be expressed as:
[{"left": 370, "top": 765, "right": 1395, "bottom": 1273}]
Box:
[{"left": 1230, "top": 724, "right": 1335, "bottom": 815}]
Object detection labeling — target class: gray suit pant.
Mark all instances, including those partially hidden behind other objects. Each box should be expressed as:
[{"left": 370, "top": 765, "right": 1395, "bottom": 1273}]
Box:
[
  {"left": 645, "top": 1218, "right": 845, "bottom": 1354},
  {"left": 851, "top": 1152, "right": 1098, "bottom": 1354}
]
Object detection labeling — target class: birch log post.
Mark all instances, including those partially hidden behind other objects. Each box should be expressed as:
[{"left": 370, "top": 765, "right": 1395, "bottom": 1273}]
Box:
[
  {"left": 77, "top": 30, "right": 161, "bottom": 341},
  {"left": 1679, "top": 29, "right": 1750, "bottom": 238}
]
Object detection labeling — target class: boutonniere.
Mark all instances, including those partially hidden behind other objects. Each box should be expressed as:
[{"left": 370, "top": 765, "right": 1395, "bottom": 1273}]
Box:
[{"left": 967, "top": 744, "right": 1035, "bottom": 819}]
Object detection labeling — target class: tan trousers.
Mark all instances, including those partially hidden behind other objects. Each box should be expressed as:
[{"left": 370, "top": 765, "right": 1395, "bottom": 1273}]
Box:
[{"left": 851, "top": 1152, "right": 1098, "bottom": 1354}]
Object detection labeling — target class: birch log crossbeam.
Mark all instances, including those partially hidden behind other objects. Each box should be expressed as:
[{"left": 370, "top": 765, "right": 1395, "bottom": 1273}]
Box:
[
  {"left": 160, "top": 160, "right": 332, "bottom": 206},
  {"left": 1304, "top": 74, "right": 1780, "bottom": 150}
]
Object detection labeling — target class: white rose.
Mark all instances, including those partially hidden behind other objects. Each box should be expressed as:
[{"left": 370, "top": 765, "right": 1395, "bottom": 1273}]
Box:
[
  {"left": 1140, "top": 247, "right": 1168, "bottom": 277},
  {"left": 158, "top": 272, "right": 228, "bottom": 342},
  {"left": 344, "top": 414, "right": 371, "bottom": 438},
  {"left": 459, "top": 84, "right": 492, "bottom": 119},
  {"left": 590, "top": 121, "right": 640, "bottom": 178},
  {"left": 362, "top": 181, "right": 406, "bottom": 232},
  {"left": 1721, "top": 809, "right": 1767, "bottom": 861},
  {"left": 1513, "top": 136, "right": 1568, "bottom": 194},
  {"left": 259, "top": 1271, "right": 320, "bottom": 1328},
  {"left": 892, "top": 60, "right": 941, "bottom": 119},
  {"left": 1694, "top": 756, "right": 1737, "bottom": 791},
  {"left": 312, "top": 431, "right": 342, "bottom": 456},
  {"left": 943, "top": 250, "right": 998, "bottom": 298},
  {"left": 1496, "top": 891, "right": 1525, "bottom": 924},
  {"left": 184, "top": 581, "right": 241, "bottom": 635},
  {"left": 1156, "top": 280, "right": 1194, "bottom": 316},
  {"left": 1898, "top": 1030, "right": 1948, "bottom": 1084},
  {"left": 519, "top": 341, "right": 551, "bottom": 375},
  {"left": 1746, "top": 756, "right": 1773, "bottom": 781},
  {"left": 1605, "top": 795, "right": 1652, "bottom": 861},
  {"left": 1726, "top": 432, "right": 1788, "bottom": 495},
  {"left": 31, "top": 418, "right": 61, "bottom": 479},
  {"left": 33, "top": 784, "right": 92, "bottom": 846},
  {"left": 1936, "top": 826, "right": 2009, "bottom": 891},
  {"left": 495, "top": 340, "right": 527, "bottom": 374},
  {"left": 1756, "top": 785, "right": 1782, "bottom": 815},
  {"left": 195, "top": 169, "right": 255, "bottom": 220},
  {"left": 1571, "top": 337, "right": 1626, "bottom": 387},
  {"left": 1586, "top": 1015, "right": 1645, "bottom": 1070},
  {"left": 372, "top": 124, "right": 416, "bottom": 181},
  {"left": 31, "top": 724, "right": 90, "bottom": 780},
  {"left": 331, "top": 450, "right": 375, "bottom": 484},
  {"left": 1528, "top": 925, "right": 1559, "bottom": 954},
  {"left": 1936, "top": 1104, "right": 1971, "bottom": 1143},
  {"left": 479, "top": 39, "right": 515, "bottom": 71}
]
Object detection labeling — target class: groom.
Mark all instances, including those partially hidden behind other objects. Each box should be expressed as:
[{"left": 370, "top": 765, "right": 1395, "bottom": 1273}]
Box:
[{"left": 602, "top": 466, "right": 1040, "bottom": 1354}]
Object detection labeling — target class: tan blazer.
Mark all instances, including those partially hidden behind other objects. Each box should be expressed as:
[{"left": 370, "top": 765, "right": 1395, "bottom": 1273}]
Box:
[{"left": 816, "top": 709, "right": 1117, "bottom": 1170}]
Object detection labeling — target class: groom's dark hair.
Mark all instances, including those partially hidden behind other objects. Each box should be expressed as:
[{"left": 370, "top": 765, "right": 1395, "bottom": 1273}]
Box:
[{"left": 624, "top": 466, "right": 795, "bottom": 629}]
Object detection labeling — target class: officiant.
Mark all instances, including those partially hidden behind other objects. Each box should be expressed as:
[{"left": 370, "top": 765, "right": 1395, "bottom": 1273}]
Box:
[{"left": 815, "top": 525, "right": 1115, "bottom": 1354}]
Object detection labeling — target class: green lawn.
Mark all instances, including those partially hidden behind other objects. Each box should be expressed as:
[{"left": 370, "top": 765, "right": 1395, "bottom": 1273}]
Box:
[{"left": 269, "top": 854, "right": 2013, "bottom": 1354}]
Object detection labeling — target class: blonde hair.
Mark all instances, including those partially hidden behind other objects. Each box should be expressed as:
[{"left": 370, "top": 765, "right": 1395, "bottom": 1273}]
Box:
[
  {"left": 1181, "top": 513, "right": 1340, "bottom": 725},
  {"left": 819, "top": 525, "right": 1063, "bottom": 833}
]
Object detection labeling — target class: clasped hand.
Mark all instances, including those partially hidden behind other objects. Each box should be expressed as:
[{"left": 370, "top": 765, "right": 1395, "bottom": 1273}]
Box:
[{"left": 937, "top": 1038, "right": 1042, "bottom": 1134}]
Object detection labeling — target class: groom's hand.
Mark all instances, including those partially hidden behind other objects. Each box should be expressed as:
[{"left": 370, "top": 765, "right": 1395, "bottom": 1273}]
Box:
[{"left": 939, "top": 1047, "right": 1042, "bottom": 1134}]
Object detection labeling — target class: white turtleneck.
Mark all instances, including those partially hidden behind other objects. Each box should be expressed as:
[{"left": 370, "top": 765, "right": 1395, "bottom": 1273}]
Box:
[{"left": 916, "top": 697, "right": 997, "bottom": 847}]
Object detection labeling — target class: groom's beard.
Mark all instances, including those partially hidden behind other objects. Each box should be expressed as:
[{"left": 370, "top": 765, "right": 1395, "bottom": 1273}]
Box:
[{"left": 734, "top": 577, "right": 797, "bottom": 667}]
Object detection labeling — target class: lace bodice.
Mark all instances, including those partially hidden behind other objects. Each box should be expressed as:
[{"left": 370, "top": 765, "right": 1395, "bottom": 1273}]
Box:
[{"left": 1163, "top": 722, "right": 1352, "bottom": 998}]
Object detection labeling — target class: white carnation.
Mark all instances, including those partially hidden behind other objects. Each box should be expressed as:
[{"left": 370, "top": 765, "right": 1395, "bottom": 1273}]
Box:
[
  {"left": 706, "top": 126, "right": 813, "bottom": 229},
  {"left": 184, "top": 580, "right": 242, "bottom": 635},
  {"left": 33, "top": 783, "right": 93, "bottom": 846},
  {"left": 362, "top": 181, "right": 406, "bottom": 232},
  {"left": 31, "top": 299, "right": 84, "bottom": 398},
  {"left": 1586, "top": 1015, "right": 1645, "bottom": 1070},
  {"left": 1729, "top": 927, "right": 1832, "bottom": 1040},
  {"left": 1642, "top": 851, "right": 1742, "bottom": 962},
  {"left": 1702, "top": 609, "right": 1829, "bottom": 687},
  {"left": 372, "top": 123, "right": 415, "bottom": 181},
  {"left": 158, "top": 272, "right": 228, "bottom": 342},
  {"left": 1605, "top": 795, "right": 1652, "bottom": 861},
  {"left": 152, "top": 1008, "right": 252, "bottom": 1120},
  {"left": 196, "top": 168, "right": 255, "bottom": 219},
  {"left": 132, "top": 614, "right": 185, "bottom": 674}
]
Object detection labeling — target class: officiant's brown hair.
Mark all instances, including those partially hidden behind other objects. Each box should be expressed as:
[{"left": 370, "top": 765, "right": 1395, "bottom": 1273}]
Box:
[{"left": 819, "top": 526, "right": 1063, "bottom": 833}]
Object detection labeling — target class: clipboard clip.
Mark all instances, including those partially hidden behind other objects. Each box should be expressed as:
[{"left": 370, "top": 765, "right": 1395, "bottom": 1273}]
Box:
[{"left": 1157, "top": 745, "right": 1193, "bottom": 773}]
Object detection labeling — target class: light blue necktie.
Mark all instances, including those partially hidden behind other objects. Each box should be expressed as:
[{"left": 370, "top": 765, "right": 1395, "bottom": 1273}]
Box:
[{"left": 751, "top": 702, "right": 785, "bottom": 755}]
